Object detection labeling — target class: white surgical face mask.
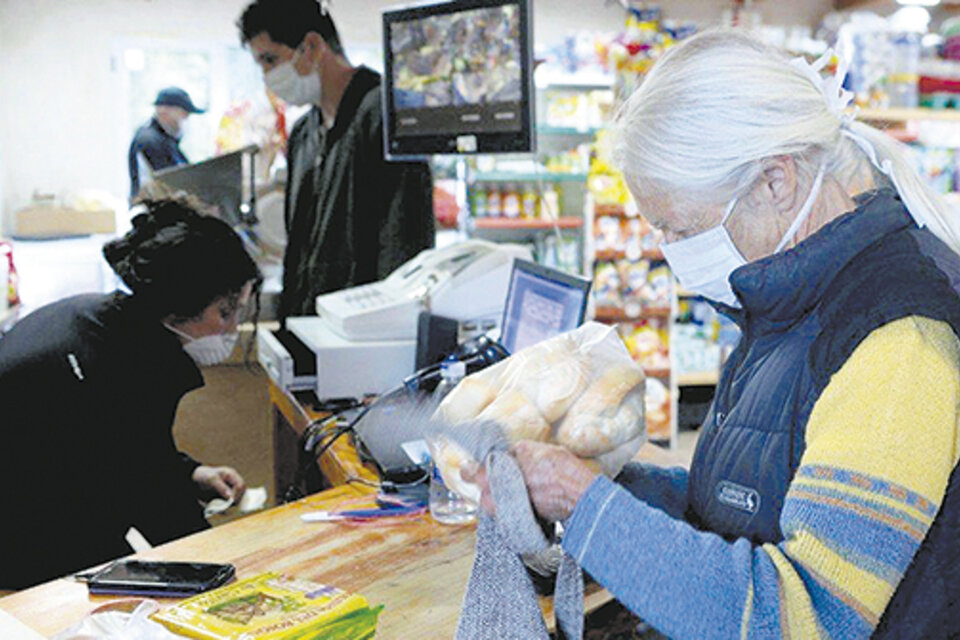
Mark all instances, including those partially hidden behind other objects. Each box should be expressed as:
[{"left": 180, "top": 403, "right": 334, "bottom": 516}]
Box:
[
  {"left": 164, "top": 324, "right": 239, "bottom": 366},
  {"left": 266, "top": 60, "right": 321, "bottom": 106},
  {"left": 660, "top": 163, "right": 826, "bottom": 308}
]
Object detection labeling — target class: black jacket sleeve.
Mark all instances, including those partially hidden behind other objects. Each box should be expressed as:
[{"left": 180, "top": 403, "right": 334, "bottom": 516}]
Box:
[{"left": 356, "top": 98, "right": 435, "bottom": 283}]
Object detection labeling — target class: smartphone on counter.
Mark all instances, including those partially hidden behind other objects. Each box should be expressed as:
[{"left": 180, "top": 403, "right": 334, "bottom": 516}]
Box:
[{"left": 85, "top": 560, "right": 235, "bottom": 597}]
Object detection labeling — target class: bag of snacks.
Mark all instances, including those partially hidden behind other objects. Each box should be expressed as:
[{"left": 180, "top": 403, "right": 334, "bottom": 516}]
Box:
[{"left": 430, "top": 322, "right": 646, "bottom": 504}]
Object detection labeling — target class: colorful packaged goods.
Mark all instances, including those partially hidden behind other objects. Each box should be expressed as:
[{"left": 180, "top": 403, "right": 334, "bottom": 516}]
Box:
[
  {"left": 644, "top": 377, "right": 671, "bottom": 442},
  {"left": 621, "top": 320, "right": 669, "bottom": 373},
  {"left": 151, "top": 573, "right": 382, "bottom": 640},
  {"left": 595, "top": 216, "right": 624, "bottom": 253},
  {"left": 643, "top": 264, "right": 673, "bottom": 309},
  {"left": 594, "top": 261, "right": 623, "bottom": 308}
]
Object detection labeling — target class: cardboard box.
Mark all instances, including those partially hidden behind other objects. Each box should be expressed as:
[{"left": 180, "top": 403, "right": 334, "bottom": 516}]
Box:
[{"left": 15, "top": 204, "right": 115, "bottom": 238}]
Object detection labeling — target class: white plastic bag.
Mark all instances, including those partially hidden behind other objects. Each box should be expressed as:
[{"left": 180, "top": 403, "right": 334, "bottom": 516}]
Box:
[
  {"left": 431, "top": 322, "right": 646, "bottom": 503},
  {"left": 52, "top": 600, "right": 180, "bottom": 640}
]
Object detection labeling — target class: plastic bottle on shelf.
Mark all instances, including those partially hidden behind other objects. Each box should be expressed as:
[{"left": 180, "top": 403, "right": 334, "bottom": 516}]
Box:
[
  {"left": 541, "top": 183, "right": 561, "bottom": 220},
  {"left": 471, "top": 185, "right": 487, "bottom": 218},
  {"left": 522, "top": 185, "right": 538, "bottom": 219},
  {"left": 486, "top": 186, "right": 502, "bottom": 218},
  {"left": 889, "top": 33, "right": 920, "bottom": 108},
  {"left": 429, "top": 357, "right": 477, "bottom": 525},
  {"left": 502, "top": 183, "right": 521, "bottom": 219}
]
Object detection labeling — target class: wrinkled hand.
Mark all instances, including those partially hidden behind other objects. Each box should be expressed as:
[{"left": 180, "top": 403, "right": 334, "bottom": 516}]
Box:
[
  {"left": 193, "top": 465, "right": 246, "bottom": 502},
  {"left": 461, "top": 441, "right": 599, "bottom": 522},
  {"left": 510, "top": 441, "right": 599, "bottom": 522}
]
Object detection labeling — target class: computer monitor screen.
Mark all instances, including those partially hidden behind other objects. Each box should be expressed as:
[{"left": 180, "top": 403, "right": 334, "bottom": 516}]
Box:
[
  {"left": 382, "top": 0, "right": 534, "bottom": 158},
  {"left": 500, "top": 260, "right": 591, "bottom": 354}
]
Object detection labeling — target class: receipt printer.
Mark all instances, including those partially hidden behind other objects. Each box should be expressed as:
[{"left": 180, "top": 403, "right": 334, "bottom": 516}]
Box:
[
  {"left": 257, "top": 321, "right": 411, "bottom": 398},
  {"left": 285, "top": 316, "right": 416, "bottom": 398},
  {"left": 256, "top": 327, "right": 317, "bottom": 392}
]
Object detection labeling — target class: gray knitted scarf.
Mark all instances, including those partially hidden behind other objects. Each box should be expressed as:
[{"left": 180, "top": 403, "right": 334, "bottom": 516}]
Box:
[{"left": 447, "top": 425, "right": 584, "bottom": 640}]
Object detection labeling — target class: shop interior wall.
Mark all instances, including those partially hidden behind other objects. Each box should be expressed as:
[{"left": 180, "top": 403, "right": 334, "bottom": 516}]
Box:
[{"left": 0, "top": 0, "right": 834, "bottom": 236}]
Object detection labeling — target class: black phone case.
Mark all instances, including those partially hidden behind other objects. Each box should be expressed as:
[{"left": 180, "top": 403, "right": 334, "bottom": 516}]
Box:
[{"left": 86, "top": 561, "right": 235, "bottom": 597}]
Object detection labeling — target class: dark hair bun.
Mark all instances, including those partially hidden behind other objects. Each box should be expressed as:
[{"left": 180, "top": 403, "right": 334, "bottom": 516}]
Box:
[{"left": 103, "top": 198, "right": 262, "bottom": 319}]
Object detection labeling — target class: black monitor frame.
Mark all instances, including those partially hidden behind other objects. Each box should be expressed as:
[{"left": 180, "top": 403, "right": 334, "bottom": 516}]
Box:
[
  {"left": 500, "top": 259, "right": 592, "bottom": 354},
  {"left": 381, "top": 0, "right": 535, "bottom": 159}
]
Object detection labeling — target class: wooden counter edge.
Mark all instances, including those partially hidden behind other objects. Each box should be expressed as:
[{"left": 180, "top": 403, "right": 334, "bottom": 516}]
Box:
[{"left": 267, "top": 378, "right": 379, "bottom": 487}]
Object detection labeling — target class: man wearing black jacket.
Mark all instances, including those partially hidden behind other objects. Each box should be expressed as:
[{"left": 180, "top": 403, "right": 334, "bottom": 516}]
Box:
[
  {"left": 238, "top": 0, "right": 435, "bottom": 321},
  {"left": 127, "top": 87, "right": 204, "bottom": 199}
]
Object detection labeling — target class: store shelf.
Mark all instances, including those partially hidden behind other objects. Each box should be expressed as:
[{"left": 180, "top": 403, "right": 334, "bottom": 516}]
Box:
[
  {"left": 471, "top": 216, "right": 583, "bottom": 230},
  {"left": 643, "top": 367, "right": 671, "bottom": 379},
  {"left": 676, "top": 371, "right": 720, "bottom": 387},
  {"left": 595, "top": 249, "right": 625, "bottom": 261},
  {"left": 885, "top": 129, "right": 918, "bottom": 143},
  {"left": 472, "top": 171, "right": 588, "bottom": 183},
  {"left": 537, "top": 125, "right": 602, "bottom": 136},
  {"left": 856, "top": 107, "right": 960, "bottom": 123},
  {"left": 594, "top": 306, "right": 671, "bottom": 323},
  {"left": 595, "top": 248, "right": 664, "bottom": 262},
  {"left": 594, "top": 203, "right": 631, "bottom": 218}
]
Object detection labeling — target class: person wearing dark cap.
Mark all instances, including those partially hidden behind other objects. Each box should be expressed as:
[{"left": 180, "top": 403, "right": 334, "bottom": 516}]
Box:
[
  {"left": 237, "top": 0, "right": 434, "bottom": 322},
  {"left": 0, "top": 198, "right": 261, "bottom": 590},
  {"left": 127, "top": 87, "right": 205, "bottom": 199}
]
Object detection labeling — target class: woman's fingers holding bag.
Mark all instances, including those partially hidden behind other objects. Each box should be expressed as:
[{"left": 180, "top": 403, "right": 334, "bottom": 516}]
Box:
[{"left": 509, "top": 441, "right": 600, "bottom": 522}]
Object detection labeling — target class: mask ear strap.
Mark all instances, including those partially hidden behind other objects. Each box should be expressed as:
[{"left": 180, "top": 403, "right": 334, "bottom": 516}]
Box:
[
  {"left": 721, "top": 197, "right": 739, "bottom": 225},
  {"left": 774, "top": 163, "right": 826, "bottom": 253},
  {"left": 163, "top": 323, "right": 194, "bottom": 343}
]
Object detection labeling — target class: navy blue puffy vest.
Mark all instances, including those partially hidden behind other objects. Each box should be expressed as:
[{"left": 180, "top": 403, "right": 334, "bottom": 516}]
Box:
[{"left": 684, "top": 191, "right": 960, "bottom": 638}]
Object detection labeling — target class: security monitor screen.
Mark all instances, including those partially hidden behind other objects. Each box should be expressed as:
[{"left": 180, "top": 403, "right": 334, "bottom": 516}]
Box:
[{"left": 388, "top": 4, "right": 524, "bottom": 138}]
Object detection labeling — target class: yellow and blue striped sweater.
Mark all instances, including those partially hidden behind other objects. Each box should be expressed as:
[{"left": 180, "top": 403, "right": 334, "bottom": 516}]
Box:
[{"left": 564, "top": 316, "right": 960, "bottom": 639}]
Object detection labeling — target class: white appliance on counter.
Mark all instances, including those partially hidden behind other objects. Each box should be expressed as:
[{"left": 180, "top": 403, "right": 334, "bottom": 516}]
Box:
[
  {"left": 315, "top": 239, "right": 530, "bottom": 341},
  {"left": 259, "top": 240, "right": 532, "bottom": 398},
  {"left": 286, "top": 317, "right": 415, "bottom": 398}
]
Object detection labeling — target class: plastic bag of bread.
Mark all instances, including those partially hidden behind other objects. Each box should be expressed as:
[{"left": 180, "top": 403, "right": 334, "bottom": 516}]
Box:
[{"left": 429, "top": 322, "right": 646, "bottom": 502}]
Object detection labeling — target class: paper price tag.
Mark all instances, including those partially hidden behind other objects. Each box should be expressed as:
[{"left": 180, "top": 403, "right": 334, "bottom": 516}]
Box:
[{"left": 401, "top": 439, "right": 430, "bottom": 465}]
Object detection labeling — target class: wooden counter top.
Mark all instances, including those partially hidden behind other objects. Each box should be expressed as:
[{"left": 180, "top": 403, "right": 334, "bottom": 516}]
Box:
[
  {"left": 1, "top": 481, "right": 609, "bottom": 637},
  {"left": 0, "top": 485, "right": 476, "bottom": 638}
]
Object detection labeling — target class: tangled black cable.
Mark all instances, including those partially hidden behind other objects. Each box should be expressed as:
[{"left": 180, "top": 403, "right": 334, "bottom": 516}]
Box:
[{"left": 281, "top": 397, "right": 384, "bottom": 503}]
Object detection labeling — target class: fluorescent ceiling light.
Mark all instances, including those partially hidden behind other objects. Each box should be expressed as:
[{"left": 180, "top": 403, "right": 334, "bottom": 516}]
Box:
[{"left": 896, "top": 0, "right": 940, "bottom": 6}]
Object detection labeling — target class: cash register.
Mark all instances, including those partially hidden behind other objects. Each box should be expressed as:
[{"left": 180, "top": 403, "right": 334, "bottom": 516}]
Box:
[{"left": 258, "top": 240, "right": 531, "bottom": 399}]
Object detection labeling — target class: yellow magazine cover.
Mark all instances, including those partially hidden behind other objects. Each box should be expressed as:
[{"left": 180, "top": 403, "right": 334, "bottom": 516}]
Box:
[{"left": 151, "top": 572, "right": 383, "bottom": 640}]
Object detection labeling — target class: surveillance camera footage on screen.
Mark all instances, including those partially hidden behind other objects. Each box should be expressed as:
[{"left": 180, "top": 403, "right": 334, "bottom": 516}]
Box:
[{"left": 389, "top": 4, "right": 523, "bottom": 137}]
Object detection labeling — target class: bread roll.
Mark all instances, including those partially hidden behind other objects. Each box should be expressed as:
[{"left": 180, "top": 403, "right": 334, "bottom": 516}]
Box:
[
  {"left": 555, "top": 365, "right": 645, "bottom": 456},
  {"left": 429, "top": 436, "right": 481, "bottom": 504},
  {"left": 435, "top": 376, "right": 498, "bottom": 425},
  {"left": 476, "top": 389, "right": 551, "bottom": 443},
  {"left": 508, "top": 350, "right": 589, "bottom": 423},
  {"left": 434, "top": 356, "right": 510, "bottom": 425}
]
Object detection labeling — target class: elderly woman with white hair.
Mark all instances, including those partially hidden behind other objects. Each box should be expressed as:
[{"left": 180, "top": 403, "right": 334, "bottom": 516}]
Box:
[{"left": 468, "top": 31, "right": 960, "bottom": 640}]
